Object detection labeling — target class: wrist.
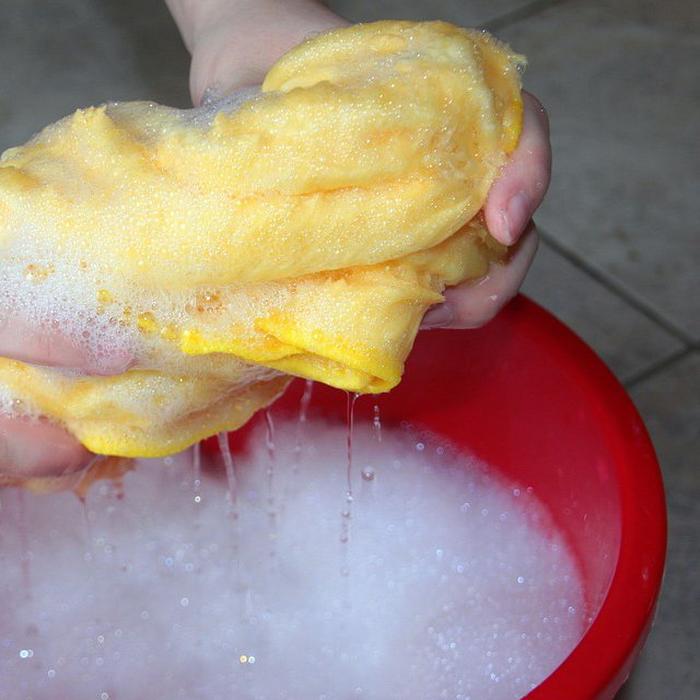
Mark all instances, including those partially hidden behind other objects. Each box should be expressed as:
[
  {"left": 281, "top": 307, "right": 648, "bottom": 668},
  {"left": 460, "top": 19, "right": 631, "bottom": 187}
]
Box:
[
  {"left": 186, "top": 0, "right": 348, "bottom": 104},
  {"left": 165, "top": 0, "right": 226, "bottom": 51}
]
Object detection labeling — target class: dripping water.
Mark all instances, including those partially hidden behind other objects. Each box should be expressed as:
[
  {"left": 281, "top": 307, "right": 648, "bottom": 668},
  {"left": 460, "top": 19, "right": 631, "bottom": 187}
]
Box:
[
  {"left": 264, "top": 409, "right": 277, "bottom": 561},
  {"left": 79, "top": 497, "right": 95, "bottom": 563},
  {"left": 293, "top": 380, "right": 314, "bottom": 474},
  {"left": 339, "top": 393, "right": 358, "bottom": 582},
  {"left": 373, "top": 403, "right": 382, "bottom": 443},
  {"left": 16, "top": 490, "right": 32, "bottom": 601},
  {"left": 217, "top": 432, "right": 237, "bottom": 514},
  {"left": 345, "top": 393, "right": 358, "bottom": 508},
  {"left": 360, "top": 403, "right": 381, "bottom": 499},
  {"left": 217, "top": 431, "right": 247, "bottom": 619},
  {"left": 192, "top": 441, "right": 202, "bottom": 508}
]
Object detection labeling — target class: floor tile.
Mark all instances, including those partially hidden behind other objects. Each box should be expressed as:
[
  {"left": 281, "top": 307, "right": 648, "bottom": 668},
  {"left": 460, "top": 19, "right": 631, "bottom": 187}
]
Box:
[
  {"left": 327, "top": 0, "right": 535, "bottom": 26},
  {"left": 616, "top": 352, "right": 700, "bottom": 699},
  {"left": 522, "top": 239, "right": 684, "bottom": 382},
  {"left": 0, "top": 0, "right": 190, "bottom": 150},
  {"left": 601, "top": 0, "right": 700, "bottom": 33},
  {"left": 498, "top": 0, "right": 700, "bottom": 339}
]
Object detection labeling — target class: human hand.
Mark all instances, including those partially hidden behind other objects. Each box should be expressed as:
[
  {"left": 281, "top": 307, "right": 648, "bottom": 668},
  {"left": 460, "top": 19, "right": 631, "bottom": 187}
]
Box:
[
  {"left": 178, "top": 1, "right": 550, "bottom": 331},
  {"left": 422, "top": 92, "right": 550, "bottom": 329},
  {"left": 0, "top": 320, "right": 131, "bottom": 480}
]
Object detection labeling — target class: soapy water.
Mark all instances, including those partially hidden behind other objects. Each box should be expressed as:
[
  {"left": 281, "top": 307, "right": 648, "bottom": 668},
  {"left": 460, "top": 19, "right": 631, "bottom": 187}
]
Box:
[{"left": 0, "top": 418, "right": 585, "bottom": 700}]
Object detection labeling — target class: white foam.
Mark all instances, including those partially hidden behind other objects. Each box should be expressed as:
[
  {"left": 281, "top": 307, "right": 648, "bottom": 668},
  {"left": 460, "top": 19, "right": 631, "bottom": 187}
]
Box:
[
  {"left": 0, "top": 87, "right": 268, "bottom": 379},
  {"left": 0, "top": 418, "right": 585, "bottom": 699}
]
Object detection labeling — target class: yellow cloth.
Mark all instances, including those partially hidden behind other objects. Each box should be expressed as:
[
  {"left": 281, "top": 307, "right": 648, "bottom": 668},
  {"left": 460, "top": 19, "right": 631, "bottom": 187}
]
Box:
[{"left": 0, "top": 21, "right": 523, "bottom": 458}]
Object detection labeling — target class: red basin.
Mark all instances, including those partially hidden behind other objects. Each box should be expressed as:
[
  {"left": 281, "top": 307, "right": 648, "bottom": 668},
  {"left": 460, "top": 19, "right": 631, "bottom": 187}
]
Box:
[{"left": 210, "top": 294, "right": 666, "bottom": 700}]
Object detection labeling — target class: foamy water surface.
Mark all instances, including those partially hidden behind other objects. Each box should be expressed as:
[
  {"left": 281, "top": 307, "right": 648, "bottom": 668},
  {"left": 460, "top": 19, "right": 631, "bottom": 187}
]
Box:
[{"left": 0, "top": 415, "right": 586, "bottom": 700}]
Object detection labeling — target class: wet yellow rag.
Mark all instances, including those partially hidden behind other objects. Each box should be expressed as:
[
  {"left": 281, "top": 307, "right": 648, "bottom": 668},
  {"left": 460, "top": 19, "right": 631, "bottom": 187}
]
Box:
[{"left": 0, "top": 21, "right": 524, "bottom": 459}]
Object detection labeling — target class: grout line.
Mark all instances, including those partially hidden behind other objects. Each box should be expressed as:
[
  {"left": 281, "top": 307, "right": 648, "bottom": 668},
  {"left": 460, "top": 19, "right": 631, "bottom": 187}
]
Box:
[
  {"left": 537, "top": 230, "right": 696, "bottom": 346},
  {"left": 481, "top": 0, "right": 568, "bottom": 32},
  {"left": 624, "top": 347, "right": 695, "bottom": 389}
]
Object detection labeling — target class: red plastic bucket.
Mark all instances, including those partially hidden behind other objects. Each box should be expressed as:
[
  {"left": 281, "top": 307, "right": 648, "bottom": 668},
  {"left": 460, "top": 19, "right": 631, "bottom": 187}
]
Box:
[{"left": 209, "top": 294, "right": 666, "bottom": 699}]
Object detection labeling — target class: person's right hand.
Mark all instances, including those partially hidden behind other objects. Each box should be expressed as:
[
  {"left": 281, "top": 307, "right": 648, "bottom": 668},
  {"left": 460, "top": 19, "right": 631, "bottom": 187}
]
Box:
[
  {"left": 421, "top": 92, "right": 549, "bottom": 329},
  {"left": 0, "top": 319, "right": 131, "bottom": 480},
  {"left": 178, "top": 1, "right": 549, "bottom": 332}
]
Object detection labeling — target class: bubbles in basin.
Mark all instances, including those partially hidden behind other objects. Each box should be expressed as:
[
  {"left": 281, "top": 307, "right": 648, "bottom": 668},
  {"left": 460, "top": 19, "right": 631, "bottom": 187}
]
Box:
[{"left": 0, "top": 418, "right": 586, "bottom": 700}]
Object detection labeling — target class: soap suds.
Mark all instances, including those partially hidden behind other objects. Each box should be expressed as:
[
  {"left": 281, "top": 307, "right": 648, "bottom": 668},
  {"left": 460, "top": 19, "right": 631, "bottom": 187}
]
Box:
[{"left": 0, "top": 418, "right": 585, "bottom": 699}]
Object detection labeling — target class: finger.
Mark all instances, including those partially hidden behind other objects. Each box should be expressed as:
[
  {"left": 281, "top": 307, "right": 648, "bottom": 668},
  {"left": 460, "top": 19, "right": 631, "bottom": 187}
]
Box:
[
  {"left": 0, "top": 315, "right": 133, "bottom": 375},
  {"left": 0, "top": 414, "right": 91, "bottom": 479},
  {"left": 189, "top": 9, "right": 348, "bottom": 105},
  {"left": 485, "top": 92, "right": 551, "bottom": 245},
  {"left": 421, "top": 223, "right": 539, "bottom": 329}
]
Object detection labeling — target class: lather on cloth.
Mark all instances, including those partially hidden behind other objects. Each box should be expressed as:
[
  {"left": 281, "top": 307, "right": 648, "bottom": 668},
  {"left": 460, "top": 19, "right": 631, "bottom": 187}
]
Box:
[{"left": 0, "top": 21, "right": 524, "bottom": 461}]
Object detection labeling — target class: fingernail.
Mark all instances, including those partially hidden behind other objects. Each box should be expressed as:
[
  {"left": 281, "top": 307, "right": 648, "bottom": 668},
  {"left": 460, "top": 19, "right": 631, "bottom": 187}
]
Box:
[
  {"left": 503, "top": 191, "right": 531, "bottom": 245},
  {"left": 421, "top": 303, "right": 454, "bottom": 329}
]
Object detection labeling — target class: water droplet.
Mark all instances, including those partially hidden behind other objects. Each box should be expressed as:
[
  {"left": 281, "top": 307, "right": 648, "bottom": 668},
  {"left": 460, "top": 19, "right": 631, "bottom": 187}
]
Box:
[
  {"left": 192, "top": 442, "right": 203, "bottom": 507},
  {"left": 361, "top": 467, "right": 375, "bottom": 481},
  {"left": 217, "top": 432, "right": 237, "bottom": 508},
  {"left": 372, "top": 404, "right": 382, "bottom": 443},
  {"left": 416, "top": 442, "right": 425, "bottom": 451},
  {"left": 19, "top": 649, "right": 33, "bottom": 659},
  {"left": 294, "top": 380, "right": 314, "bottom": 472},
  {"left": 180, "top": 597, "right": 189, "bottom": 607}
]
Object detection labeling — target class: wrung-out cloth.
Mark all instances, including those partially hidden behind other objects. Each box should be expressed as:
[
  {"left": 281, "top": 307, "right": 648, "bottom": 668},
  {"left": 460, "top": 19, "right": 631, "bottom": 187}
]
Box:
[{"left": 0, "top": 21, "right": 523, "bottom": 473}]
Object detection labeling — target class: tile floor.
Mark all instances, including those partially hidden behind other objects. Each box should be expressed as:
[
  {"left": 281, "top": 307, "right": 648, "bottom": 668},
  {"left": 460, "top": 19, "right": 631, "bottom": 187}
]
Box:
[{"left": 0, "top": 0, "right": 697, "bottom": 697}]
